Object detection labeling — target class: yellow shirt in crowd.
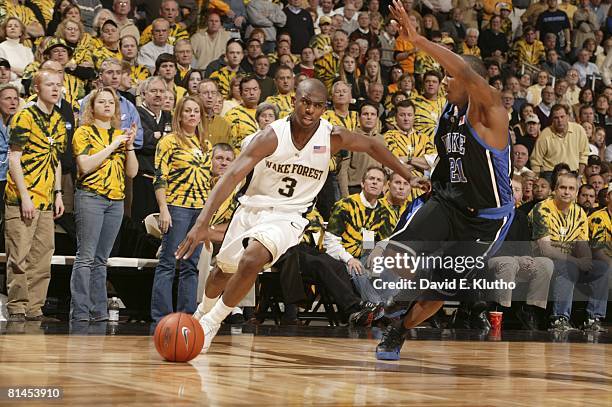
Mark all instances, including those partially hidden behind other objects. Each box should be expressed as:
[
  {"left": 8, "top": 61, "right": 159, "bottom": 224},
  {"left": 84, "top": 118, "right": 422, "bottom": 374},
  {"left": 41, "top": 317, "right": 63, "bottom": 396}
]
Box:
[
  {"left": 6, "top": 104, "right": 66, "bottom": 210},
  {"left": 412, "top": 94, "right": 446, "bottom": 143},
  {"left": 73, "top": 125, "right": 127, "bottom": 200},
  {"left": 224, "top": 105, "right": 258, "bottom": 152},
  {"left": 265, "top": 93, "right": 294, "bottom": 119},
  {"left": 588, "top": 207, "right": 612, "bottom": 258},
  {"left": 529, "top": 197, "right": 589, "bottom": 255},
  {"left": 154, "top": 133, "right": 212, "bottom": 208}
]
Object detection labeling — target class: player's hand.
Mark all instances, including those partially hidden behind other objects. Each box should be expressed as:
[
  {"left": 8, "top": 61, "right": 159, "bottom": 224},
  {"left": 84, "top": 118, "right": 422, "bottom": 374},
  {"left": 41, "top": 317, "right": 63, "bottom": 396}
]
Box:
[
  {"left": 347, "top": 258, "right": 364, "bottom": 275},
  {"left": 410, "top": 176, "right": 429, "bottom": 190},
  {"left": 53, "top": 193, "right": 64, "bottom": 220},
  {"left": 176, "top": 224, "right": 212, "bottom": 260},
  {"left": 366, "top": 245, "right": 384, "bottom": 269},
  {"left": 158, "top": 207, "right": 172, "bottom": 234},
  {"left": 389, "top": 0, "right": 418, "bottom": 42},
  {"left": 20, "top": 196, "right": 36, "bottom": 220}
]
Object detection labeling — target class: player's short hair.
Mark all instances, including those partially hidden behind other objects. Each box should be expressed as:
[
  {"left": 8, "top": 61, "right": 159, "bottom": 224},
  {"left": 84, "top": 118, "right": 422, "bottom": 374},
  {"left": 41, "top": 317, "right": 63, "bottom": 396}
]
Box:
[
  {"left": 362, "top": 165, "right": 387, "bottom": 182},
  {"left": 463, "top": 55, "right": 487, "bottom": 79}
]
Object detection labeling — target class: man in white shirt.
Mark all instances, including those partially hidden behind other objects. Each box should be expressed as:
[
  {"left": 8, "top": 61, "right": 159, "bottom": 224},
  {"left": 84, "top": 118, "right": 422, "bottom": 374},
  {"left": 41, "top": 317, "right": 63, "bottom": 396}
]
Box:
[
  {"left": 191, "top": 11, "right": 231, "bottom": 70},
  {"left": 572, "top": 48, "right": 600, "bottom": 87},
  {"left": 137, "top": 18, "right": 174, "bottom": 73}
]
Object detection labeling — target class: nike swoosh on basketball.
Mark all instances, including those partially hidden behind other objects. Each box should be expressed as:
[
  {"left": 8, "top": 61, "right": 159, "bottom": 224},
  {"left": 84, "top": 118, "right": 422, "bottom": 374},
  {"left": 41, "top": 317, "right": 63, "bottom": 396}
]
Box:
[{"left": 181, "top": 327, "right": 190, "bottom": 348}]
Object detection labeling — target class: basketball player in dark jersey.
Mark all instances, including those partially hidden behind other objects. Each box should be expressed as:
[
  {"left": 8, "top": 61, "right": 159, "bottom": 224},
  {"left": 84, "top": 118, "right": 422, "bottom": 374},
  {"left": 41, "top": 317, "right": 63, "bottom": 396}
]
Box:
[{"left": 372, "top": 1, "right": 515, "bottom": 360}]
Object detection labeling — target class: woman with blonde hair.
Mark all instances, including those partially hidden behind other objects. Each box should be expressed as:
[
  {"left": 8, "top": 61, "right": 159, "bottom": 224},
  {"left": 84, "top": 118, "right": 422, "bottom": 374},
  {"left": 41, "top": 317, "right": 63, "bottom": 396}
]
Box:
[
  {"left": 70, "top": 87, "right": 138, "bottom": 321},
  {"left": 55, "top": 18, "right": 95, "bottom": 68},
  {"left": 338, "top": 54, "right": 361, "bottom": 99},
  {"left": 151, "top": 96, "right": 212, "bottom": 321},
  {"left": 359, "top": 59, "right": 383, "bottom": 96},
  {"left": 0, "top": 17, "right": 34, "bottom": 79}
]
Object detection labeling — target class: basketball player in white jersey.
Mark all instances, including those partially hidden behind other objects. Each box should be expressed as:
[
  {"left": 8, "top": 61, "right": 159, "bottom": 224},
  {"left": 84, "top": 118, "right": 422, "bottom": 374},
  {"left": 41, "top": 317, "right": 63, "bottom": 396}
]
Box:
[{"left": 176, "top": 79, "right": 423, "bottom": 353}]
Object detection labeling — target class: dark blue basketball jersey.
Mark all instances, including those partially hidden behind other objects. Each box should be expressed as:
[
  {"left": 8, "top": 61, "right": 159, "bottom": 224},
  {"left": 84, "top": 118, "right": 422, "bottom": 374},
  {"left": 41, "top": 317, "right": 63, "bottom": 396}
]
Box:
[{"left": 431, "top": 103, "right": 513, "bottom": 216}]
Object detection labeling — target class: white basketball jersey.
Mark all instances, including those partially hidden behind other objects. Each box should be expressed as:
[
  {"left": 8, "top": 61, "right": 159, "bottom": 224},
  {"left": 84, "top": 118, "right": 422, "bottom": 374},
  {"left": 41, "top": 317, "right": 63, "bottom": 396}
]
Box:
[{"left": 238, "top": 117, "right": 332, "bottom": 213}]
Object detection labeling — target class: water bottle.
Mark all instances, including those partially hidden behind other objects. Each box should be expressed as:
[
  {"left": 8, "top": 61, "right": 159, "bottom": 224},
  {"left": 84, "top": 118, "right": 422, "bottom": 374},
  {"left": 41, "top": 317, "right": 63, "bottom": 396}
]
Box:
[{"left": 109, "top": 297, "right": 120, "bottom": 323}]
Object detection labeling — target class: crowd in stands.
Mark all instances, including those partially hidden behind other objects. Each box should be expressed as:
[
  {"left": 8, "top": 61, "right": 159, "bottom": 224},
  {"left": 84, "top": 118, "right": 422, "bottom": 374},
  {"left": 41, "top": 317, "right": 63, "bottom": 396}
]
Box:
[{"left": 0, "top": 0, "right": 610, "bottom": 332}]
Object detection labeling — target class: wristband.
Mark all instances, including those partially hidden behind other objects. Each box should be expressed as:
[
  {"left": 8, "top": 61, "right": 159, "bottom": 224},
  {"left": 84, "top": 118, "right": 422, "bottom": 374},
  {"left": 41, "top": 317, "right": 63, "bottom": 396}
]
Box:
[{"left": 126, "top": 148, "right": 135, "bottom": 151}]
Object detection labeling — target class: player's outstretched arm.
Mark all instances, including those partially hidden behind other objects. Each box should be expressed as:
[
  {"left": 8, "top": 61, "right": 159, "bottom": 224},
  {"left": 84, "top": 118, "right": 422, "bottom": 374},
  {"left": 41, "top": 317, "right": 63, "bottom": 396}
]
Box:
[
  {"left": 389, "top": 0, "right": 508, "bottom": 150},
  {"left": 175, "top": 129, "right": 278, "bottom": 259},
  {"left": 331, "top": 126, "right": 426, "bottom": 188}
]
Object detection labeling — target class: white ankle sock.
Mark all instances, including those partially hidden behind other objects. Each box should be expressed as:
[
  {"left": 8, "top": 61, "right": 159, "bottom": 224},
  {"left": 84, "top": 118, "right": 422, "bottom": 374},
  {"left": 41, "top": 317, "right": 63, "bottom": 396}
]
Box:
[
  {"left": 207, "top": 298, "right": 233, "bottom": 325},
  {"left": 202, "top": 294, "right": 220, "bottom": 314},
  {"left": 231, "top": 307, "right": 243, "bottom": 315}
]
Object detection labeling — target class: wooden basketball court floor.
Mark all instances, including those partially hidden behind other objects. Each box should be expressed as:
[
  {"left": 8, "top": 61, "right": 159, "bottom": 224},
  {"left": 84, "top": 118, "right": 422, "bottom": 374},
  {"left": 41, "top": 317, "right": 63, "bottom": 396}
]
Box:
[{"left": 0, "top": 323, "right": 611, "bottom": 406}]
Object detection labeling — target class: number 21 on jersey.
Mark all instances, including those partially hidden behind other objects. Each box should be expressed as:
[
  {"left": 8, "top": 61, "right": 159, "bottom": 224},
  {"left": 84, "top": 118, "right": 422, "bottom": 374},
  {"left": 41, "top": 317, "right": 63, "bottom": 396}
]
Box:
[{"left": 449, "top": 157, "right": 467, "bottom": 183}]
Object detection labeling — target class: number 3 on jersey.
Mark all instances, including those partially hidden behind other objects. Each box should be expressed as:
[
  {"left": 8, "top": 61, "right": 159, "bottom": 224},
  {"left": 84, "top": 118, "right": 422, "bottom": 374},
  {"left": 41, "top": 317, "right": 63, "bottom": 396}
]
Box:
[
  {"left": 278, "top": 177, "right": 297, "bottom": 197},
  {"left": 449, "top": 157, "right": 467, "bottom": 183}
]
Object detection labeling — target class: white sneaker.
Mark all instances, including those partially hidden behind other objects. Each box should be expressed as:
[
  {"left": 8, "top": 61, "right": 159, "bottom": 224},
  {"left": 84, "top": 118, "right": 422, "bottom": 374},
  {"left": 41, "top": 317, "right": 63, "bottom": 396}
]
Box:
[
  {"left": 199, "top": 315, "right": 221, "bottom": 353},
  {"left": 193, "top": 306, "right": 204, "bottom": 321}
]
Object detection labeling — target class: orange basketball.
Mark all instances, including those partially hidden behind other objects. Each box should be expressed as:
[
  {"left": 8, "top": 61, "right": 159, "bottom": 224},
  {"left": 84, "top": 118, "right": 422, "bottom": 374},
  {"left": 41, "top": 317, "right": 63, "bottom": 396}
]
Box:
[{"left": 154, "top": 313, "right": 205, "bottom": 362}]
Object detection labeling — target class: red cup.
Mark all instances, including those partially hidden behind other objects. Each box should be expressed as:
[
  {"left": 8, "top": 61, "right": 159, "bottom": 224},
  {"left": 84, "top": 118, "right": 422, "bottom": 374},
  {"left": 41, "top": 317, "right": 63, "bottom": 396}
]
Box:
[
  {"left": 488, "top": 325, "right": 502, "bottom": 341},
  {"left": 488, "top": 311, "right": 503, "bottom": 329}
]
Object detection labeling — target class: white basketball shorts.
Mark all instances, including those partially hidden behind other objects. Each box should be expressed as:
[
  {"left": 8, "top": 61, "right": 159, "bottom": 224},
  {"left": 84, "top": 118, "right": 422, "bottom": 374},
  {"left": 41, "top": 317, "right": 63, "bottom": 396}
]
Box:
[{"left": 215, "top": 206, "right": 310, "bottom": 273}]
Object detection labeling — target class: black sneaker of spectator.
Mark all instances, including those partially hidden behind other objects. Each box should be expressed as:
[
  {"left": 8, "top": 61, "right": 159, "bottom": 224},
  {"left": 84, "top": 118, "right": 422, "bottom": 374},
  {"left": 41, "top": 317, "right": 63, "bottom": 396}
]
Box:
[
  {"left": 349, "top": 301, "right": 383, "bottom": 327},
  {"left": 449, "top": 307, "right": 472, "bottom": 329},
  {"left": 548, "top": 316, "right": 576, "bottom": 331},
  {"left": 582, "top": 318, "right": 606, "bottom": 332},
  {"left": 469, "top": 310, "right": 492, "bottom": 330}
]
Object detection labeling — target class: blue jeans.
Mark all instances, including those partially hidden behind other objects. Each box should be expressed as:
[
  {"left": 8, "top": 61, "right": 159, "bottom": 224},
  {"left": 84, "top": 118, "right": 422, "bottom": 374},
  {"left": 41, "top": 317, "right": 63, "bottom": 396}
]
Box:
[
  {"left": 348, "top": 254, "right": 401, "bottom": 305},
  {"left": 151, "top": 205, "right": 203, "bottom": 321},
  {"left": 551, "top": 259, "right": 610, "bottom": 319},
  {"left": 70, "top": 190, "right": 124, "bottom": 321}
]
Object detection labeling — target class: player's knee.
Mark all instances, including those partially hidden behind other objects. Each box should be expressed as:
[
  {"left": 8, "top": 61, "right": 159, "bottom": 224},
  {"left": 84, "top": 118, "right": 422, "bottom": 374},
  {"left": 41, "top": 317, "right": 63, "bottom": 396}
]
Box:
[
  {"left": 236, "top": 253, "right": 268, "bottom": 277},
  {"left": 209, "top": 266, "right": 230, "bottom": 283}
]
